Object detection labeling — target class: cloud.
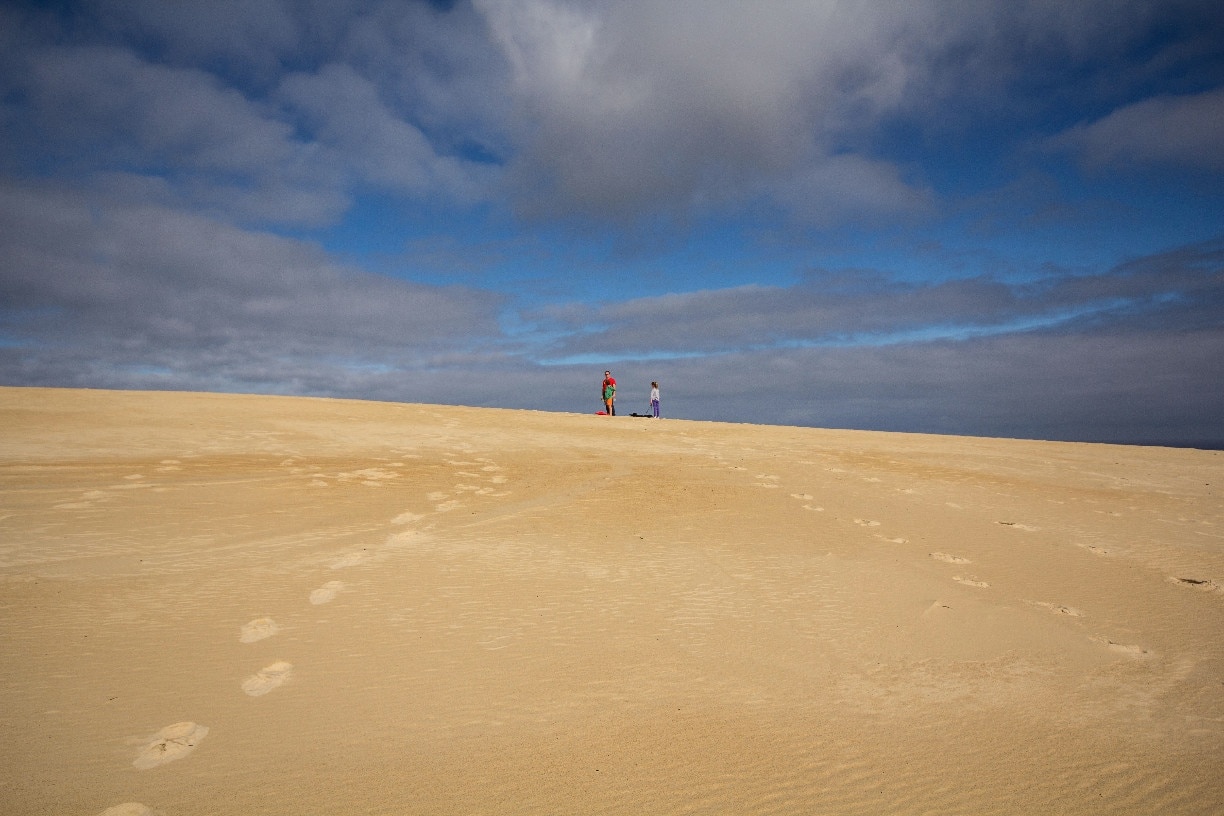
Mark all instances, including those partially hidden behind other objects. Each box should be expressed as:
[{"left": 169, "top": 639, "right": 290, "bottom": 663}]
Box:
[
  {"left": 0, "top": 181, "right": 507, "bottom": 393},
  {"left": 1051, "top": 87, "right": 1224, "bottom": 172},
  {"left": 477, "top": 0, "right": 942, "bottom": 225},
  {"left": 474, "top": 0, "right": 1219, "bottom": 228},
  {"left": 278, "top": 63, "right": 495, "bottom": 202},
  {"left": 0, "top": 2, "right": 501, "bottom": 226},
  {"left": 627, "top": 325, "right": 1224, "bottom": 445},
  {"left": 533, "top": 239, "right": 1224, "bottom": 357}
]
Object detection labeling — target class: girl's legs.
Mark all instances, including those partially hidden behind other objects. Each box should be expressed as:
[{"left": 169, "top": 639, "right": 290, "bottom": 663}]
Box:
[{"left": 651, "top": 399, "right": 660, "bottom": 418}]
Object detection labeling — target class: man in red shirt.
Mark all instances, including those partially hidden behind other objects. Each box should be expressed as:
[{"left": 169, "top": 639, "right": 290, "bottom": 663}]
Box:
[{"left": 601, "top": 370, "right": 617, "bottom": 416}]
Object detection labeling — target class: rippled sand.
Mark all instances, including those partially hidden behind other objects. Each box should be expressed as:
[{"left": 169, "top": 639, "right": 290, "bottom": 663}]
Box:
[{"left": 1, "top": 387, "right": 1222, "bottom": 815}]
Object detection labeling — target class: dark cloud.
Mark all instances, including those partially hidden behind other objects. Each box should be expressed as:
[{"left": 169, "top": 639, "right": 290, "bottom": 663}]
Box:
[
  {"left": 1051, "top": 87, "right": 1224, "bottom": 172},
  {"left": 601, "top": 326, "right": 1224, "bottom": 446},
  {"left": 534, "top": 240, "right": 1224, "bottom": 356},
  {"left": 0, "top": 181, "right": 507, "bottom": 393},
  {"left": 0, "top": 1, "right": 501, "bottom": 225},
  {"left": 476, "top": 0, "right": 1222, "bottom": 226}
]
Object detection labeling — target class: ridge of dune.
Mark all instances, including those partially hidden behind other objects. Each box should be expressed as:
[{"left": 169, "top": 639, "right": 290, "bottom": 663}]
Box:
[{"left": 1, "top": 386, "right": 1221, "bottom": 815}]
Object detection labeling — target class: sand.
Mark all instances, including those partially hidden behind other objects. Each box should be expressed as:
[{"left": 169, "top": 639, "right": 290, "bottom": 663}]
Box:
[{"left": 1, "top": 386, "right": 1222, "bottom": 815}]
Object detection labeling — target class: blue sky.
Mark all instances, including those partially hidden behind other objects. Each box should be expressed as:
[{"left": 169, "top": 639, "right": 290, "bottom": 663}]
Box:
[{"left": 2, "top": 0, "right": 1223, "bottom": 445}]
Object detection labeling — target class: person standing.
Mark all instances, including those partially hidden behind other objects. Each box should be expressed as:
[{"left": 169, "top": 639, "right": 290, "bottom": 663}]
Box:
[
  {"left": 650, "top": 381, "right": 660, "bottom": 418},
  {"left": 602, "top": 370, "right": 617, "bottom": 416}
]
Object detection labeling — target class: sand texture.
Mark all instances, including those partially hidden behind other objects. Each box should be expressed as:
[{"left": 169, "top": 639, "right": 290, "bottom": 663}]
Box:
[{"left": 1, "top": 386, "right": 1222, "bottom": 814}]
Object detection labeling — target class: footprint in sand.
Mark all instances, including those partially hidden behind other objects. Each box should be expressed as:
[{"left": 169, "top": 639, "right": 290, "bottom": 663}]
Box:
[
  {"left": 921, "top": 600, "right": 954, "bottom": 619},
  {"left": 997, "top": 521, "right": 1039, "bottom": 531},
  {"left": 854, "top": 519, "right": 881, "bottom": 527},
  {"left": 1076, "top": 542, "right": 1111, "bottom": 556},
  {"left": 329, "top": 551, "right": 368, "bottom": 569},
  {"left": 242, "top": 661, "right": 293, "bottom": 696},
  {"left": 99, "top": 804, "right": 162, "bottom": 816},
  {"left": 1026, "top": 601, "right": 1084, "bottom": 617},
  {"left": 392, "top": 511, "right": 425, "bottom": 525},
  {"left": 132, "top": 722, "right": 208, "bottom": 769},
  {"left": 930, "top": 552, "right": 970, "bottom": 564},
  {"left": 953, "top": 575, "right": 990, "bottom": 588},
  {"left": 309, "top": 581, "right": 345, "bottom": 605},
  {"left": 1167, "top": 577, "right": 1222, "bottom": 594},
  {"left": 1099, "top": 639, "right": 1155, "bottom": 659},
  {"left": 802, "top": 505, "right": 825, "bottom": 512},
  {"left": 790, "top": 493, "right": 813, "bottom": 501},
  {"left": 239, "top": 617, "right": 279, "bottom": 643},
  {"left": 877, "top": 536, "right": 908, "bottom": 544}
]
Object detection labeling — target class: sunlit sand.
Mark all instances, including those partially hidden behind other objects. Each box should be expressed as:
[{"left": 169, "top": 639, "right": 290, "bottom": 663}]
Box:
[{"left": 2, "top": 387, "right": 1222, "bottom": 814}]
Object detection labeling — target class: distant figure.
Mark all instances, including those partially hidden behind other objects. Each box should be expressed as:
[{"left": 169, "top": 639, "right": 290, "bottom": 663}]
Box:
[
  {"left": 650, "top": 381, "right": 660, "bottom": 419},
  {"left": 602, "top": 370, "right": 617, "bottom": 416}
]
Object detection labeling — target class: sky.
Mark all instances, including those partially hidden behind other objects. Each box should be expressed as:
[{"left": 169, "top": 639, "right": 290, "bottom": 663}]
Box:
[{"left": 2, "top": 0, "right": 1223, "bottom": 446}]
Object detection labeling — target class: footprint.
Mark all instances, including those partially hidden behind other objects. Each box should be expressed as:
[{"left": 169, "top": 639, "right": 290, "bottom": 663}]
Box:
[
  {"left": 878, "top": 536, "right": 908, "bottom": 544},
  {"left": 242, "top": 661, "right": 293, "bottom": 697},
  {"left": 802, "top": 505, "right": 825, "bottom": 512},
  {"left": 1167, "top": 577, "right": 1221, "bottom": 593},
  {"left": 921, "top": 600, "right": 954, "bottom": 618},
  {"left": 1076, "top": 543, "right": 1111, "bottom": 556},
  {"left": 392, "top": 512, "right": 424, "bottom": 525},
  {"left": 239, "top": 617, "right": 279, "bottom": 643},
  {"left": 132, "top": 722, "right": 208, "bottom": 769},
  {"left": 99, "top": 804, "right": 162, "bottom": 816},
  {"left": 1026, "top": 600, "right": 1084, "bottom": 617},
  {"left": 997, "top": 521, "right": 1039, "bottom": 531},
  {"left": 54, "top": 501, "right": 96, "bottom": 510},
  {"left": 930, "top": 552, "right": 970, "bottom": 564},
  {"left": 1099, "top": 639, "right": 1155, "bottom": 659},
  {"left": 854, "top": 519, "right": 881, "bottom": 527},
  {"left": 329, "top": 551, "right": 368, "bottom": 569},
  {"left": 790, "top": 493, "right": 813, "bottom": 500},
  {"left": 309, "top": 581, "right": 345, "bottom": 605},
  {"left": 953, "top": 575, "right": 990, "bottom": 588}
]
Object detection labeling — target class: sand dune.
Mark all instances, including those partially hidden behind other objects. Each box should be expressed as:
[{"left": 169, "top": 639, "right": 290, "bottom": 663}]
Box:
[{"left": 1, "top": 386, "right": 1221, "bottom": 814}]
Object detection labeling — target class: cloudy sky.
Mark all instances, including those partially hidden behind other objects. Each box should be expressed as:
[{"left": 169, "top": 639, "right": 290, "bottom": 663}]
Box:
[{"left": 2, "top": 0, "right": 1222, "bottom": 445}]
